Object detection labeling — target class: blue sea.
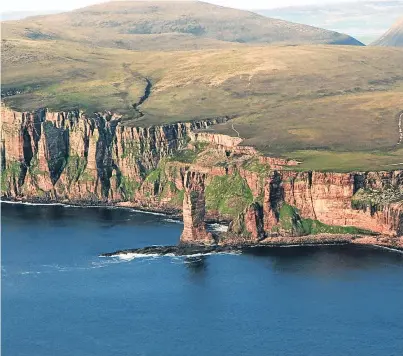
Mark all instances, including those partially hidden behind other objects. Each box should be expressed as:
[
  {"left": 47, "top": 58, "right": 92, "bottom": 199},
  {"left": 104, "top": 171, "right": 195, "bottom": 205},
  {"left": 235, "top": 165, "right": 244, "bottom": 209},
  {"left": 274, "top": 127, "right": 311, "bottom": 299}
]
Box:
[{"left": 2, "top": 202, "right": 403, "bottom": 356}]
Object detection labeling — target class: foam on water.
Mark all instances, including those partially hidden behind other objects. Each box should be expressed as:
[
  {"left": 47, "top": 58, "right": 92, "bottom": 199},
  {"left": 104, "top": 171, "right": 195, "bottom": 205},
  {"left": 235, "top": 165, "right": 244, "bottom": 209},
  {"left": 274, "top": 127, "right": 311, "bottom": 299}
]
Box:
[
  {"left": 20, "top": 271, "right": 42, "bottom": 275},
  {"left": 208, "top": 223, "right": 228, "bottom": 232},
  {"left": 110, "top": 252, "right": 161, "bottom": 260},
  {"left": 1, "top": 200, "right": 75, "bottom": 208},
  {"left": 14, "top": 257, "right": 139, "bottom": 276},
  {"left": 163, "top": 218, "right": 183, "bottom": 224},
  {"left": 129, "top": 208, "right": 168, "bottom": 217},
  {"left": 107, "top": 250, "right": 242, "bottom": 261},
  {"left": 371, "top": 245, "right": 403, "bottom": 254},
  {"left": 184, "top": 251, "right": 241, "bottom": 257},
  {"left": 2, "top": 201, "right": 233, "bottom": 231},
  {"left": 1, "top": 200, "right": 171, "bottom": 217}
]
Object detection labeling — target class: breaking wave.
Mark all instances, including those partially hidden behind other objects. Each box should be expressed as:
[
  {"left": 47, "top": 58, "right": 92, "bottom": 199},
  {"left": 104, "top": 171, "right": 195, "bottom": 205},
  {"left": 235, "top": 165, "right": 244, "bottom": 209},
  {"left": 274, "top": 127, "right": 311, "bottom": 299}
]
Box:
[
  {"left": 208, "top": 223, "right": 228, "bottom": 233},
  {"left": 106, "top": 250, "right": 241, "bottom": 260},
  {"left": 129, "top": 209, "right": 167, "bottom": 217},
  {"left": 109, "top": 253, "right": 161, "bottom": 261},
  {"left": 163, "top": 218, "right": 183, "bottom": 224},
  {"left": 1, "top": 200, "right": 75, "bottom": 208},
  {"left": 14, "top": 256, "right": 142, "bottom": 276}
]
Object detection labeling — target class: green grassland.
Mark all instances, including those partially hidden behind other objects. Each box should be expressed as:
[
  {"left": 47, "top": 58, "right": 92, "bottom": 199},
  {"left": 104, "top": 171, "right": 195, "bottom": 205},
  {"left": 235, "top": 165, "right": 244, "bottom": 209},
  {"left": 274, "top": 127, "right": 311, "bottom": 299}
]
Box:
[{"left": 2, "top": 2, "right": 403, "bottom": 171}]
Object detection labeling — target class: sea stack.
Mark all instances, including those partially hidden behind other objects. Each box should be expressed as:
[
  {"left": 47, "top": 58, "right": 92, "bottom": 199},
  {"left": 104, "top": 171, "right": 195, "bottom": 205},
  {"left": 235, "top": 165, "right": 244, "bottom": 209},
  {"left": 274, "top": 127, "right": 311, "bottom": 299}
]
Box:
[{"left": 180, "top": 171, "right": 215, "bottom": 245}]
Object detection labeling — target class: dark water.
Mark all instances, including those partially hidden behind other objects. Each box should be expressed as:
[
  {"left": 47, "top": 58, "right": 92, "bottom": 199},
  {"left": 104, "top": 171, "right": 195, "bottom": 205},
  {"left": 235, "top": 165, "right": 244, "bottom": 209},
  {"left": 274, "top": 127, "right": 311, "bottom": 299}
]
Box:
[{"left": 2, "top": 203, "right": 403, "bottom": 356}]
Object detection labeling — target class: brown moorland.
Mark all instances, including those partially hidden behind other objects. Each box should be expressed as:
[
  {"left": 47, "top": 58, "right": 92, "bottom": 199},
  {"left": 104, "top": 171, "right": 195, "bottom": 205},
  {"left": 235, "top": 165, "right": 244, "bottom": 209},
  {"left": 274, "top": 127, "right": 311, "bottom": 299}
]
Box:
[
  {"left": 2, "top": 2, "right": 402, "bottom": 171},
  {"left": 1, "top": 1, "right": 364, "bottom": 51}
]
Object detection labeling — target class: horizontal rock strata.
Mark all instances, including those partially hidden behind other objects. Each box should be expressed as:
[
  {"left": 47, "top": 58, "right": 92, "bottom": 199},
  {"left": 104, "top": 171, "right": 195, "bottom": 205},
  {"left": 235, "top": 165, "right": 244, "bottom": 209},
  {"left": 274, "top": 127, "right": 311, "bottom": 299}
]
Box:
[{"left": 1, "top": 105, "right": 402, "bottom": 244}]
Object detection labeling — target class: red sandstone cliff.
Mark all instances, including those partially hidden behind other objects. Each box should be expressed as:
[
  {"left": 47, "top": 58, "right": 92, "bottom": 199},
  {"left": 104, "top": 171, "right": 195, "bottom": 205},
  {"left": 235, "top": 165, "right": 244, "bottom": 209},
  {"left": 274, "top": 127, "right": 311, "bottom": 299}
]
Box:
[
  {"left": 261, "top": 170, "right": 403, "bottom": 236},
  {"left": 1, "top": 105, "right": 402, "bottom": 242},
  {"left": 0, "top": 105, "right": 226, "bottom": 209},
  {"left": 181, "top": 168, "right": 402, "bottom": 243}
]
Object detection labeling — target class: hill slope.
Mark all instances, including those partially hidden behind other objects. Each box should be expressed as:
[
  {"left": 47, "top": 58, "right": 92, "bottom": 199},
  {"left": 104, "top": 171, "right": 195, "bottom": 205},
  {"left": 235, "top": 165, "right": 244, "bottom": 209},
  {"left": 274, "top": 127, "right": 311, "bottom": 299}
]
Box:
[
  {"left": 2, "top": 37, "right": 403, "bottom": 170},
  {"left": 372, "top": 17, "right": 403, "bottom": 47},
  {"left": 1, "top": 1, "right": 364, "bottom": 50}
]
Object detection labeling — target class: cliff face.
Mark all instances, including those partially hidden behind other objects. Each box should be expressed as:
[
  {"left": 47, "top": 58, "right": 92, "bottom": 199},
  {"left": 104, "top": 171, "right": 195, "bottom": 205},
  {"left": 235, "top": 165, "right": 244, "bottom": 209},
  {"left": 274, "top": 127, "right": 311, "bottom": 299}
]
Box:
[
  {"left": 261, "top": 170, "right": 403, "bottom": 237},
  {"left": 1, "top": 105, "right": 402, "bottom": 241},
  {"left": 1, "top": 105, "right": 226, "bottom": 209},
  {"left": 182, "top": 168, "right": 402, "bottom": 242}
]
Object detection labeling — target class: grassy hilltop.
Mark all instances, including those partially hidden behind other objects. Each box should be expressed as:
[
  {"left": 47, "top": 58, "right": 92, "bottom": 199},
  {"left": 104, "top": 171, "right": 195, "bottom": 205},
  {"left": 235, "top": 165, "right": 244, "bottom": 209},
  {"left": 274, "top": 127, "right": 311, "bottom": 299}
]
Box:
[
  {"left": 2, "top": 1, "right": 403, "bottom": 171},
  {"left": 2, "top": 1, "right": 363, "bottom": 50}
]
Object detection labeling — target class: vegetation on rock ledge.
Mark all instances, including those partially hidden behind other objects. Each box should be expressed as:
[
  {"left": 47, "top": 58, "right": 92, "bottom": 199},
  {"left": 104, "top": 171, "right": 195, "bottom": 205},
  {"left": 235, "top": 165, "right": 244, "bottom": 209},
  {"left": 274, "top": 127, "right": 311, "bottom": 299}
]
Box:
[
  {"left": 352, "top": 187, "right": 403, "bottom": 211},
  {"left": 275, "top": 204, "right": 376, "bottom": 236},
  {"left": 1, "top": 160, "right": 22, "bottom": 191},
  {"left": 119, "top": 176, "right": 140, "bottom": 201},
  {"left": 205, "top": 173, "right": 253, "bottom": 218}
]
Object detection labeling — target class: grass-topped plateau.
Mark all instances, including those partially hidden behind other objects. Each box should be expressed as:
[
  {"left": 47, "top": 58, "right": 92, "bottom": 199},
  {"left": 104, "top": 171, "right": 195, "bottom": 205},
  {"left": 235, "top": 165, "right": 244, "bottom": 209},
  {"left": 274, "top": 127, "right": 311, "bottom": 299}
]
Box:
[{"left": 2, "top": 1, "right": 403, "bottom": 171}]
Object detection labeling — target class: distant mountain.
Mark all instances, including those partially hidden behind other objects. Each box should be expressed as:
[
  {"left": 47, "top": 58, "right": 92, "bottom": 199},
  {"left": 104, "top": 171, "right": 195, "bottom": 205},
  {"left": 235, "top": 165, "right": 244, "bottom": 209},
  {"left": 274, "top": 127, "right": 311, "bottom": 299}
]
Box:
[
  {"left": 2, "top": 1, "right": 364, "bottom": 50},
  {"left": 372, "top": 17, "right": 403, "bottom": 46},
  {"left": 255, "top": 1, "right": 403, "bottom": 44},
  {"left": 1, "top": 10, "right": 62, "bottom": 21}
]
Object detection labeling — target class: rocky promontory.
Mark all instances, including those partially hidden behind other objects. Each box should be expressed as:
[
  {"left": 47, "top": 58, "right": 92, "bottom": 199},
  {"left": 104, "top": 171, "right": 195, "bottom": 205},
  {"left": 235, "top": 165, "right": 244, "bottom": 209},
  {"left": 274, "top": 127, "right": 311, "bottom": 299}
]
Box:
[{"left": 100, "top": 236, "right": 353, "bottom": 258}]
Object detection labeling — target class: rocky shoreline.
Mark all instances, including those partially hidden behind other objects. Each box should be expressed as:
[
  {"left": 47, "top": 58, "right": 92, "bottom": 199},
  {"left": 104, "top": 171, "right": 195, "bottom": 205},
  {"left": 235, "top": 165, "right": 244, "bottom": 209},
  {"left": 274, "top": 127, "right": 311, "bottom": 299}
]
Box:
[
  {"left": 2, "top": 105, "right": 402, "bottom": 247},
  {"left": 0, "top": 196, "right": 181, "bottom": 217},
  {"left": 100, "top": 234, "right": 403, "bottom": 258},
  {"left": 100, "top": 240, "right": 351, "bottom": 258},
  {"left": 0, "top": 196, "right": 233, "bottom": 226},
  {"left": 4, "top": 198, "right": 402, "bottom": 253}
]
